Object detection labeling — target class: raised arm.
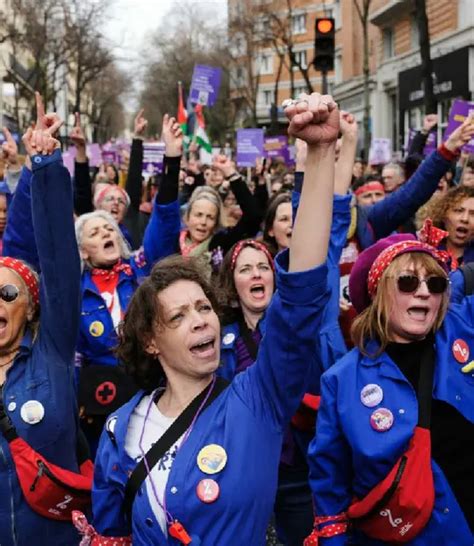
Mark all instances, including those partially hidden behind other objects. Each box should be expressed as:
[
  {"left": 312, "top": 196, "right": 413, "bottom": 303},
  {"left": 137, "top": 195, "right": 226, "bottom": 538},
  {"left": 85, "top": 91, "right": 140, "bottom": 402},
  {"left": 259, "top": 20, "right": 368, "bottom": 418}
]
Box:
[
  {"left": 2, "top": 127, "right": 22, "bottom": 193},
  {"left": 368, "top": 115, "right": 474, "bottom": 241},
  {"left": 71, "top": 112, "right": 94, "bottom": 215},
  {"left": 142, "top": 115, "right": 182, "bottom": 265},
  {"left": 237, "top": 93, "right": 337, "bottom": 426},
  {"left": 25, "top": 95, "right": 81, "bottom": 361},
  {"left": 209, "top": 155, "right": 261, "bottom": 254},
  {"left": 125, "top": 109, "right": 147, "bottom": 211}
]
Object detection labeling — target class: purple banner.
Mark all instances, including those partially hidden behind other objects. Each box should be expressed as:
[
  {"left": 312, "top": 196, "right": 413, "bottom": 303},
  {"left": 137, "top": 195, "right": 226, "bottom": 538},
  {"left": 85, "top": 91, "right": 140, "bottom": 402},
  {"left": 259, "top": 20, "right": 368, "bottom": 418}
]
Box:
[
  {"left": 190, "top": 64, "right": 222, "bottom": 107},
  {"left": 236, "top": 129, "right": 264, "bottom": 167},
  {"left": 142, "top": 142, "right": 165, "bottom": 175},
  {"left": 264, "top": 136, "right": 290, "bottom": 164},
  {"left": 443, "top": 99, "right": 474, "bottom": 154},
  {"left": 102, "top": 150, "right": 118, "bottom": 165},
  {"left": 406, "top": 128, "right": 437, "bottom": 156},
  {"left": 87, "top": 144, "right": 102, "bottom": 168}
]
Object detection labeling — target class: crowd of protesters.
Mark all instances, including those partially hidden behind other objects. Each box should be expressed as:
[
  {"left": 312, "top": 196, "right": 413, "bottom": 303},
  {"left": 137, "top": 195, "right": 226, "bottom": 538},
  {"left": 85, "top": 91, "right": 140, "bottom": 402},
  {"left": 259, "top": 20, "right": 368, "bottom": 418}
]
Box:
[{"left": 0, "top": 89, "right": 473, "bottom": 546}]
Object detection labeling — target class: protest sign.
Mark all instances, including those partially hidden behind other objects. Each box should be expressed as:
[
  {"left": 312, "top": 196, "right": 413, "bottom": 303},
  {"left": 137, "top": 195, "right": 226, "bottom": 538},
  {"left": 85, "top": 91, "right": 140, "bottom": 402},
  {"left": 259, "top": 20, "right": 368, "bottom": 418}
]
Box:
[
  {"left": 142, "top": 142, "right": 166, "bottom": 176},
  {"left": 236, "top": 129, "right": 264, "bottom": 167},
  {"left": 368, "top": 138, "right": 392, "bottom": 165},
  {"left": 443, "top": 99, "right": 474, "bottom": 154},
  {"left": 190, "top": 65, "right": 222, "bottom": 107}
]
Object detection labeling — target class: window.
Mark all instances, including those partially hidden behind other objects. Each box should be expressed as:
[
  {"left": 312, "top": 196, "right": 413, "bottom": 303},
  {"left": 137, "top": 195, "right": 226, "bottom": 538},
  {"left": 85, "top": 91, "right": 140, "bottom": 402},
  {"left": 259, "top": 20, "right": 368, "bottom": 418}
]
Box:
[
  {"left": 382, "top": 27, "right": 394, "bottom": 59},
  {"left": 231, "top": 33, "right": 247, "bottom": 57},
  {"left": 263, "top": 90, "right": 273, "bottom": 105},
  {"left": 294, "top": 85, "right": 307, "bottom": 97},
  {"left": 411, "top": 19, "right": 419, "bottom": 50},
  {"left": 256, "top": 53, "right": 273, "bottom": 75},
  {"left": 292, "top": 50, "right": 307, "bottom": 70},
  {"left": 292, "top": 13, "right": 306, "bottom": 35}
]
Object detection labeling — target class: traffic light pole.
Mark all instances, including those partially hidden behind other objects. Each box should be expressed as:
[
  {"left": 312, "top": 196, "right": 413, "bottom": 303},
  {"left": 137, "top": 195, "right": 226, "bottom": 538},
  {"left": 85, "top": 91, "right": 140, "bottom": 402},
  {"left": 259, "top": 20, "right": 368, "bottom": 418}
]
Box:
[{"left": 321, "top": 70, "right": 328, "bottom": 95}]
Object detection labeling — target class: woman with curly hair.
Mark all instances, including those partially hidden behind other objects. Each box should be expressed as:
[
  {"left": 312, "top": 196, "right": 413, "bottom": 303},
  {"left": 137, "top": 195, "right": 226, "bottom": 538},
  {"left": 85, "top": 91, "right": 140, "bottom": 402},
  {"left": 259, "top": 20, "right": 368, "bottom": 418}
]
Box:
[
  {"left": 429, "top": 185, "right": 474, "bottom": 269},
  {"left": 79, "top": 92, "right": 339, "bottom": 546}
]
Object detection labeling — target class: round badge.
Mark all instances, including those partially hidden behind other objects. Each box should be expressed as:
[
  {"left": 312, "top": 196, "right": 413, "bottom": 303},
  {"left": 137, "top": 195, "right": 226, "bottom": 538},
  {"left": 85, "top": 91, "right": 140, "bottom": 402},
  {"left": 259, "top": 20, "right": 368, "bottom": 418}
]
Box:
[
  {"left": 197, "top": 444, "right": 227, "bottom": 475},
  {"left": 452, "top": 339, "right": 469, "bottom": 364},
  {"left": 196, "top": 479, "right": 220, "bottom": 503},
  {"left": 222, "top": 333, "right": 235, "bottom": 346},
  {"left": 370, "top": 408, "right": 394, "bottom": 432},
  {"left": 95, "top": 381, "right": 117, "bottom": 405},
  {"left": 89, "top": 320, "right": 105, "bottom": 338},
  {"left": 360, "top": 384, "right": 384, "bottom": 408},
  {"left": 7, "top": 401, "right": 16, "bottom": 412},
  {"left": 20, "top": 400, "right": 45, "bottom": 425}
]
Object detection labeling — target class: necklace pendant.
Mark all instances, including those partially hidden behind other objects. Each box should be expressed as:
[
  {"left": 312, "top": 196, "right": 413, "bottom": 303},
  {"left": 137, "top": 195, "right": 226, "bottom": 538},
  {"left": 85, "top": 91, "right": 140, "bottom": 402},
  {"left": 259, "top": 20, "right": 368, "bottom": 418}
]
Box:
[{"left": 168, "top": 520, "right": 192, "bottom": 544}]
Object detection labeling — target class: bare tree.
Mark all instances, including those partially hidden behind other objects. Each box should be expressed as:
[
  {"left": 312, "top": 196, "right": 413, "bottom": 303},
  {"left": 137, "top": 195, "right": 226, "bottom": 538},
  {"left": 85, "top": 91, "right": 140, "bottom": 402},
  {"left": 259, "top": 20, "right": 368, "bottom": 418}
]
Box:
[
  {"left": 140, "top": 1, "right": 233, "bottom": 141},
  {"left": 62, "top": 0, "right": 114, "bottom": 113},
  {"left": 413, "top": 0, "right": 436, "bottom": 114},
  {"left": 354, "top": 0, "right": 373, "bottom": 157}
]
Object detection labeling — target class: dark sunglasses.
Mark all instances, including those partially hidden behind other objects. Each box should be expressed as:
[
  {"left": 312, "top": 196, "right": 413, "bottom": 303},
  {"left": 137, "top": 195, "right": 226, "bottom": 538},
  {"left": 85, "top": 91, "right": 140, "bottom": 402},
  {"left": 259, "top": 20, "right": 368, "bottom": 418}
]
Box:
[
  {"left": 0, "top": 284, "right": 21, "bottom": 303},
  {"left": 396, "top": 275, "right": 448, "bottom": 295}
]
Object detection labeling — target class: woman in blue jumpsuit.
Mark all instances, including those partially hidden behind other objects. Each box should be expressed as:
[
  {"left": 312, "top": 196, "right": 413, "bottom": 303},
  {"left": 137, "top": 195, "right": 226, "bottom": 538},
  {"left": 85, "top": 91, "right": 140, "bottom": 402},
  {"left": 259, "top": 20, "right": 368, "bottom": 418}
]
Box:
[
  {"left": 307, "top": 227, "right": 474, "bottom": 545},
  {"left": 77, "top": 92, "right": 341, "bottom": 545},
  {"left": 0, "top": 118, "right": 82, "bottom": 544}
]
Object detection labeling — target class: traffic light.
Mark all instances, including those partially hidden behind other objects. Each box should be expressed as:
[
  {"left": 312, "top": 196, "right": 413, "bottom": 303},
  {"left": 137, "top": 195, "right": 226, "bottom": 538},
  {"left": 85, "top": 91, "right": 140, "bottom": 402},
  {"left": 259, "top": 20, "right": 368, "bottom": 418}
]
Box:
[{"left": 314, "top": 17, "right": 335, "bottom": 72}]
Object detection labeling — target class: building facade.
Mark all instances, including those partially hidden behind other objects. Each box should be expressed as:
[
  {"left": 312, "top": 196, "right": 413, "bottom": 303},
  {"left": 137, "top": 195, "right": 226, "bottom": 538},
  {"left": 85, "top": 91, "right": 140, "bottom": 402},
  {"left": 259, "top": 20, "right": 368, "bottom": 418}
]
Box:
[{"left": 228, "top": 0, "right": 474, "bottom": 155}]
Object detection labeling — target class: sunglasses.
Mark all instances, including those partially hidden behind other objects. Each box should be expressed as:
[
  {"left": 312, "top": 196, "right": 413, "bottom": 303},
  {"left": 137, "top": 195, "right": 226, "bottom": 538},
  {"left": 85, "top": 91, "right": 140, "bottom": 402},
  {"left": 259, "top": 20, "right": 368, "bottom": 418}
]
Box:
[
  {"left": 396, "top": 274, "right": 448, "bottom": 295},
  {"left": 0, "top": 284, "right": 21, "bottom": 303}
]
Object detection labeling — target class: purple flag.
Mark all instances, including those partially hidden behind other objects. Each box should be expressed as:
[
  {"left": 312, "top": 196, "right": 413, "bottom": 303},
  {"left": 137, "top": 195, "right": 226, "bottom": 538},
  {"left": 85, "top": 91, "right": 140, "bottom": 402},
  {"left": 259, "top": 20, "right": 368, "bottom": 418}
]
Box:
[
  {"left": 87, "top": 144, "right": 102, "bottom": 168},
  {"left": 142, "top": 142, "right": 165, "bottom": 175},
  {"left": 443, "top": 99, "right": 474, "bottom": 154},
  {"left": 236, "top": 129, "right": 264, "bottom": 167},
  {"left": 190, "top": 64, "right": 222, "bottom": 107}
]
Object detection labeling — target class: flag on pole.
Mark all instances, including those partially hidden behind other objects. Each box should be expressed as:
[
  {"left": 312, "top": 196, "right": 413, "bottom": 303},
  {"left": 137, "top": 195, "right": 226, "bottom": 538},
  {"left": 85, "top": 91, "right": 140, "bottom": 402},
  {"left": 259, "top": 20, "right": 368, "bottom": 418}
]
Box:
[
  {"left": 177, "top": 81, "right": 188, "bottom": 136},
  {"left": 193, "top": 104, "right": 212, "bottom": 153}
]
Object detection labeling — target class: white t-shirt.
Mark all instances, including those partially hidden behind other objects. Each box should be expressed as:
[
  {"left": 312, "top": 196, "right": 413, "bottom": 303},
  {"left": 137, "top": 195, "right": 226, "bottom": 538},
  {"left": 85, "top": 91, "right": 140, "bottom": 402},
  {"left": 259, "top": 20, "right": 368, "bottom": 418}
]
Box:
[{"left": 125, "top": 393, "right": 184, "bottom": 535}]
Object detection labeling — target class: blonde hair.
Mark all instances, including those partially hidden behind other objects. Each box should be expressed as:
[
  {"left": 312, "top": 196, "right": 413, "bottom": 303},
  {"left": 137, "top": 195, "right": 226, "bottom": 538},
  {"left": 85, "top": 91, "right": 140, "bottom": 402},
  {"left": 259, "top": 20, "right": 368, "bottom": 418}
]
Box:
[
  {"left": 185, "top": 186, "right": 222, "bottom": 230},
  {"left": 351, "top": 252, "right": 449, "bottom": 356}
]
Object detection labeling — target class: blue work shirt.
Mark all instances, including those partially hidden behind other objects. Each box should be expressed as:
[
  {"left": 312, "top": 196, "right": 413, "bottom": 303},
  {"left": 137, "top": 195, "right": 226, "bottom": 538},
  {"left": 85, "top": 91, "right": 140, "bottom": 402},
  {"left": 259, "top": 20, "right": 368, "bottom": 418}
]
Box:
[
  {"left": 309, "top": 296, "right": 474, "bottom": 545},
  {"left": 0, "top": 151, "right": 82, "bottom": 546},
  {"left": 92, "top": 250, "right": 329, "bottom": 545}
]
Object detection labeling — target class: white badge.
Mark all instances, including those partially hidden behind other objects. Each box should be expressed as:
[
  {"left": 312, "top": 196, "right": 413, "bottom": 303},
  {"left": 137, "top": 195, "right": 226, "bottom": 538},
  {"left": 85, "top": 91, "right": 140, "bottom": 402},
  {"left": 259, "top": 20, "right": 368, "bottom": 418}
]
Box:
[
  {"left": 360, "top": 384, "right": 383, "bottom": 408},
  {"left": 223, "top": 333, "right": 235, "bottom": 346},
  {"left": 20, "top": 400, "right": 45, "bottom": 425}
]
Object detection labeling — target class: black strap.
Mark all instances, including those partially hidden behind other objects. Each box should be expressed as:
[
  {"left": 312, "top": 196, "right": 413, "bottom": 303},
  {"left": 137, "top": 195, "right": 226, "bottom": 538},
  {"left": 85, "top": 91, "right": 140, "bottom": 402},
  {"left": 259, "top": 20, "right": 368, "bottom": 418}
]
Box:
[
  {"left": 417, "top": 341, "right": 435, "bottom": 429},
  {"left": 123, "top": 377, "right": 229, "bottom": 521},
  {"left": 237, "top": 318, "right": 259, "bottom": 361},
  {"left": 462, "top": 262, "right": 474, "bottom": 296}
]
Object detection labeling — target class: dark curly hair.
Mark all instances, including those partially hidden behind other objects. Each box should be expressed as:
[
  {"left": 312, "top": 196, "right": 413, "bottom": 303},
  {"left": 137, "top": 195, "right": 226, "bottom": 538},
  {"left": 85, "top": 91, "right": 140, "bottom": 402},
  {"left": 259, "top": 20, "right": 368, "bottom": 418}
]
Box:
[
  {"left": 430, "top": 185, "right": 474, "bottom": 229},
  {"left": 263, "top": 192, "right": 291, "bottom": 255},
  {"left": 116, "top": 254, "right": 220, "bottom": 391}
]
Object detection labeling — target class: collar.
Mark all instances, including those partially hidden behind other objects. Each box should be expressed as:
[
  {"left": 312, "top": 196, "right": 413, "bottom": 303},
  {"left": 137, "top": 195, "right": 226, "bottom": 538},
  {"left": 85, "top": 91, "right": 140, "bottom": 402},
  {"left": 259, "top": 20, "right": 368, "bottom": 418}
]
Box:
[{"left": 359, "top": 340, "right": 411, "bottom": 381}]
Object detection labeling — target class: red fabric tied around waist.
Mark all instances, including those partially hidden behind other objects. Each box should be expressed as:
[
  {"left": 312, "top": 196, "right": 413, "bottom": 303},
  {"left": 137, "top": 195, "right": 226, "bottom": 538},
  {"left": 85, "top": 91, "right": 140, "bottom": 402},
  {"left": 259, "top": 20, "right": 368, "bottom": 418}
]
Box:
[{"left": 348, "top": 426, "right": 435, "bottom": 542}]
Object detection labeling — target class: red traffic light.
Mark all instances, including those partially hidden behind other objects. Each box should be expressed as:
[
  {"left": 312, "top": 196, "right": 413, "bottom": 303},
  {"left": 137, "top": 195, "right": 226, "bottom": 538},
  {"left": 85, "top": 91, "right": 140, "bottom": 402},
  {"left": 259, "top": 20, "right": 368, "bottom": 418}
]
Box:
[{"left": 316, "top": 18, "right": 334, "bottom": 34}]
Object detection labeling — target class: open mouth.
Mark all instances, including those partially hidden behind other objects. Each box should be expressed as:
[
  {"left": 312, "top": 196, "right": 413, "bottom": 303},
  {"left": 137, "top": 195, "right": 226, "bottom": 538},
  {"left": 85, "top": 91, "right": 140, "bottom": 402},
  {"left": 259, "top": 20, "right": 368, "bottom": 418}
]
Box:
[
  {"left": 103, "top": 240, "right": 115, "bottom": 251},
  {"left": 250, "top": 284, "right": 266, "bottom": 298},
  {"left": 407, "top": 307, "right": 429, "bottom": 321},
  {"left": 455, "top": 226, "right": 469, "bottom": 237},
  {"left": 190, "top": 337, "right": 216, "bottom": 357},
  {"left": 0, "top": 317, "right": 8, "bottom": 335}
]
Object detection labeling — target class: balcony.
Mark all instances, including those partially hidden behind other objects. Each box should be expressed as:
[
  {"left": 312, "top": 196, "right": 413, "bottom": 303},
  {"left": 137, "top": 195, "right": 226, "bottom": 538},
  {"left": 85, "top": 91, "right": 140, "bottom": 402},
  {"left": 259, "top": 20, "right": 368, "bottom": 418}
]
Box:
[{"left": 370, "top": 0, "right": 412, "bottom": 26}]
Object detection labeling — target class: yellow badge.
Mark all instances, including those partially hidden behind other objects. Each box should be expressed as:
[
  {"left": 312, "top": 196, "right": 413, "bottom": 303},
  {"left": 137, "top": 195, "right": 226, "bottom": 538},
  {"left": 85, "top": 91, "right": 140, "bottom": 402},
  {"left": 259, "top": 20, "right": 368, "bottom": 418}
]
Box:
[
  {"left": 89, "top": 320, "right": 105, "bottom": 337},
  {"left": 197, "top": 444, "right": 227, "bottom": 475}
]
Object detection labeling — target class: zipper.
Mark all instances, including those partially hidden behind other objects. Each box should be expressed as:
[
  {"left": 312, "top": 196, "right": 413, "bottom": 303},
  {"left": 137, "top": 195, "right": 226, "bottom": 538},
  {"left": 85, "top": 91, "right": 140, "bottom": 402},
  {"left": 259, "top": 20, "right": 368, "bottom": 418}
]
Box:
[{"left": 30, "top": 460, "right": 89, "bottom": 496}]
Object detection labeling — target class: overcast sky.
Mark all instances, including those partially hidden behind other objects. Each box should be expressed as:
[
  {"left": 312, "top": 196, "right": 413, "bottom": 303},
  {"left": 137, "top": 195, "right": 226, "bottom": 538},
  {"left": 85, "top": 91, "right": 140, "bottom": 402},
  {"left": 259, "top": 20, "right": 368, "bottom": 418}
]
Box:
[{"left": 105, "top": 0, "right": 227, "bottom": 109}]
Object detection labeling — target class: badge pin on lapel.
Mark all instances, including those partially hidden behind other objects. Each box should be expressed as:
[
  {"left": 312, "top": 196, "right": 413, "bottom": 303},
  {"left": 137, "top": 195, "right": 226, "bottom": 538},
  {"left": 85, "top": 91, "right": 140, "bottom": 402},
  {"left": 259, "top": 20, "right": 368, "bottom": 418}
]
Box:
[{"left": 20, "top": 400, "right": 45, "bottom": 425}]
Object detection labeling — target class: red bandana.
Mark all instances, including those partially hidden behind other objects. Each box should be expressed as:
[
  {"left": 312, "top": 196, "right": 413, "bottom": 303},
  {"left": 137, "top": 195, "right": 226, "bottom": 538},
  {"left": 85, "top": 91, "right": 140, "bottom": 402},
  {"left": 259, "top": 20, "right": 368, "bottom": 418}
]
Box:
[
  {"left": 230, "top": 240, "right": 274, "bottom": 271},
  {"left": 90, "top": 261, "right": 132, "bottom": 281},
  {"left": 0, "top": 257, "right": 39, "bottom": 308},
  {"left": 304, "top": 514, "right": 348, "bottom": 545},
  {"left": 354, "top": 181, "right": 385, "bottom": 197}
]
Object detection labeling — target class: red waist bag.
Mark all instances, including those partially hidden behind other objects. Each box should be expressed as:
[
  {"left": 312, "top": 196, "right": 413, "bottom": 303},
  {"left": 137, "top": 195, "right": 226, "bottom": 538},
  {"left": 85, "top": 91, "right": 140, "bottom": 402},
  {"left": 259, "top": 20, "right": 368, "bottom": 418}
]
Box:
[
  {"left": 10, "top": 436, "right": 93, "bottom": 521},
  {"left": 0, "top": 401, "right": 93, "bottom": 521},
  {"left": 348, "top": 343, "right": 436, "bottom": 542},
  {"left": 348, "top": 426, "right": 434, "bottom": 542}
]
